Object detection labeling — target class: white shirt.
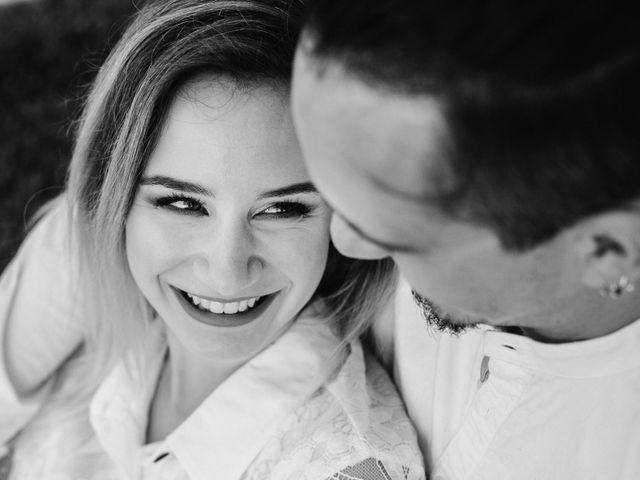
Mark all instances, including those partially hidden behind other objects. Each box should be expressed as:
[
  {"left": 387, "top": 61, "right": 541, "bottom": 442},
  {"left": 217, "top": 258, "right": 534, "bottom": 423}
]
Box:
[
  {"left": 390, "top": 278, "right": 640, "bottom": 480},
  {"left": 0, "top": 202, "right": 424, "bottom": 480},
  {"left": 0, "top": 200, "right": 84, "bottom": 449},
  {"left": 4, "top": 319, "right": 424, "bottom": 480}
]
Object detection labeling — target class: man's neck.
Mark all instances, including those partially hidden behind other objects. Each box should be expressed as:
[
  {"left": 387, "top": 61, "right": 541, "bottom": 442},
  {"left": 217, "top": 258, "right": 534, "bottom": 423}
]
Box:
[{"left": 503, "top": 293, "right": 640, "bottom": 343}]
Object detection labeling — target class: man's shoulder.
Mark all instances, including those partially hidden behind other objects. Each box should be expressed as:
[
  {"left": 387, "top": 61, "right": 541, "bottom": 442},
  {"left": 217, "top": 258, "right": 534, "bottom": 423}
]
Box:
[{"left": 3, "top": 195, "right": 76, "bottom": 273}]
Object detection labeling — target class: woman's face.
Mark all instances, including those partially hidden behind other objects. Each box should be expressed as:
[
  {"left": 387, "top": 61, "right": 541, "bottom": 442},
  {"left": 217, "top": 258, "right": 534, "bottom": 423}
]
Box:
[{"left": 125, "top": 78, "right": 331, "bottom": 362}]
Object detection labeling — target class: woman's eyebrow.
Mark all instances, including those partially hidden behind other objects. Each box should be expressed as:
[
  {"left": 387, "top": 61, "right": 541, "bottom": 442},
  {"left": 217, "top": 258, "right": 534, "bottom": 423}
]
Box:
[
  {"left": 257, "top": 182, "right": 317, "bottom": 199},
  {"left": 139, "top": 175, "right": 212, "bottom": 196}
]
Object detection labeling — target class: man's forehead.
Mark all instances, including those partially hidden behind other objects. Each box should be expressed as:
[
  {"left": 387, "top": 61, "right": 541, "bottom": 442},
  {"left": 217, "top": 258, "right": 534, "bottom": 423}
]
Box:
[{"left": 292, "top": 50, "right": 455, "bottom": 199}]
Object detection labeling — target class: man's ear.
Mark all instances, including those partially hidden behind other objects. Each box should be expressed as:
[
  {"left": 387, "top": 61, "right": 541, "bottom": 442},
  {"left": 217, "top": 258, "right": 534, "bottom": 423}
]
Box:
[{"left": 577, "top": 209, "right": 640, "bottom": 292}]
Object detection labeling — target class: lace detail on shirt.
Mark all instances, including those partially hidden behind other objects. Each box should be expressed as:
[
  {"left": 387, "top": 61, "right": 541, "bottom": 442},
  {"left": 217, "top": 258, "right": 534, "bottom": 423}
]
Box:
[
  {"left": 328, "top": 457, "right": 413, "bottom": 480},
  {"left": 241, "top": 346, "right": 425, "bottom": 480}
]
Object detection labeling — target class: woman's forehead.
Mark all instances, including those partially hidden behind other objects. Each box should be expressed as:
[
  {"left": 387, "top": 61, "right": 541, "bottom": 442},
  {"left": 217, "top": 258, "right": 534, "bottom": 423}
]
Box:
[{"left": 145, "top": 78, "right": 306, "bottom": 195}]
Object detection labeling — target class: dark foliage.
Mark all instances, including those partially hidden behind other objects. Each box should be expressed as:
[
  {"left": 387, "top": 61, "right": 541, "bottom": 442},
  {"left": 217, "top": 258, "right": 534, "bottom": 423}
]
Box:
[{"left": 0, "top": 0, "right": 138, "bottom": 270}]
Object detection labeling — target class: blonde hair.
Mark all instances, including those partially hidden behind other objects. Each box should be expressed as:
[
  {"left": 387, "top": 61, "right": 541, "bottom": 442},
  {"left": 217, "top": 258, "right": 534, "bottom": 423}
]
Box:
[{"left": 66, "top": 0, "right": 394, "bottom": 389}]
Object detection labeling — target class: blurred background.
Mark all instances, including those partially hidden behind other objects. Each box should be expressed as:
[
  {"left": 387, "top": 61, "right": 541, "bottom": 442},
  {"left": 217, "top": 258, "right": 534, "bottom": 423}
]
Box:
[{"left": 0, "top": 0, "right": 138, "bottom": 271}]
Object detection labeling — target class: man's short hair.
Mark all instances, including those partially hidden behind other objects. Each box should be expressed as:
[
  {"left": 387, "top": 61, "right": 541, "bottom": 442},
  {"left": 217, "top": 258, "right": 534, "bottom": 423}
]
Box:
[{"left": 303, "top": 0, "right": 640, "bottom": 249}]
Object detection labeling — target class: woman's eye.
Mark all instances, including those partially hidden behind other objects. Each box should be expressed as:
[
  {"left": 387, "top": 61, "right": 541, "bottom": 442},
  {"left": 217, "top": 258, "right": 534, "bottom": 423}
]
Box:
[
  {"left": 257, "top": 202, "right": 311, "bottom": 219},
  {"left": 154, "top": 195, "right": 207, "bottom": 215}
]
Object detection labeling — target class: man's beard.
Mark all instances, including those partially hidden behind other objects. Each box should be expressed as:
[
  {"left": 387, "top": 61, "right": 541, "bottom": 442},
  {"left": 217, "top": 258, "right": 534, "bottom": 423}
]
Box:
[{"left": 411, "top": 290, "right": 478, "bottom": 336}]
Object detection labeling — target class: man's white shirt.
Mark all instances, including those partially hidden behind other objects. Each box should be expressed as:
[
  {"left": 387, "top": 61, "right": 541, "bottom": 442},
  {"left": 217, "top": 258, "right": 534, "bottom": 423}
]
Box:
[{"left": 391, "top": 278, "right": 640, "bottom": 479}]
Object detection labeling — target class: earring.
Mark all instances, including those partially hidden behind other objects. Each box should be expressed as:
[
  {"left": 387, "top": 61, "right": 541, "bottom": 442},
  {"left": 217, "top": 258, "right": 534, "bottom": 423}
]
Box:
[{"left": 599, "top": 275, "right": 635, "bottom": 298}]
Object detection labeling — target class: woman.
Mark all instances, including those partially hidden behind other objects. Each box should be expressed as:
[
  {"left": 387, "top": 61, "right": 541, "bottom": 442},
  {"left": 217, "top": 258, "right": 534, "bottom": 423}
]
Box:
[{"left": 0, "top": 0, "right": 423, "bottom": 478}]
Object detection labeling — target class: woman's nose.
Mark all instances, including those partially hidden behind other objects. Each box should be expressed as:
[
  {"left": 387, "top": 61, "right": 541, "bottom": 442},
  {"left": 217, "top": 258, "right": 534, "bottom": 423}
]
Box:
[{"left": 191, "top": 220, "right": 263, "bottom": 296}]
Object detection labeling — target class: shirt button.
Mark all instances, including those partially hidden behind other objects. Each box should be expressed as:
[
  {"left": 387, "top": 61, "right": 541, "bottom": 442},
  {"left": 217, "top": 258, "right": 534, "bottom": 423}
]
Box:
[
  {"left": 153, "top": 452, "right": 170, "bottom": 463},
  {"left": 477, "top": 355, "right": 490, "bottom": 387}
]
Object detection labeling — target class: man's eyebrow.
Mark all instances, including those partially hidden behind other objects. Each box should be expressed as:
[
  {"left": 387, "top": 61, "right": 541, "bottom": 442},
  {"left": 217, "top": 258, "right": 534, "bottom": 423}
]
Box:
[
  {"left": 139, "top": 175, "right": 212, "bottom": 196},
  {"left": 333, "top": 210, "right": 415, "bottom": 253},
  {"left": 257, "top": 182, "right": 318, "bottom": 199}
]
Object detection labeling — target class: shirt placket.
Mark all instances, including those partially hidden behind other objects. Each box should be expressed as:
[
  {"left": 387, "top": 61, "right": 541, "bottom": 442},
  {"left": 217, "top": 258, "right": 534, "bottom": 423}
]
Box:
[{"left": 431, "top": 346, "right": 532, "bottom": 480}]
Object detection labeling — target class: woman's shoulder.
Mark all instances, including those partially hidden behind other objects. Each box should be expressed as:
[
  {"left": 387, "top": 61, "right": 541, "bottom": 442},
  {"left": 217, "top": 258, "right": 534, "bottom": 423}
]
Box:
[
  {"left": 323, "top": 341, "right": 424, "bottom": 475},
  {"left": 0, "top": 194, "right": 85, "bottom": 403},
  {"left": 243, "top": 339, "right": 425, "bottom": 480}
]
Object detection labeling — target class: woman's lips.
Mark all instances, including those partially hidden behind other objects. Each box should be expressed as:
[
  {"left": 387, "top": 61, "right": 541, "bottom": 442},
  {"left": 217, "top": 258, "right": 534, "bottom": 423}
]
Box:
[
  {"left": 172, "top": 287, "right": 278, "bottom": 327},
  {"left": 185, "top": 291, "right": 264, "bottom": 314}
]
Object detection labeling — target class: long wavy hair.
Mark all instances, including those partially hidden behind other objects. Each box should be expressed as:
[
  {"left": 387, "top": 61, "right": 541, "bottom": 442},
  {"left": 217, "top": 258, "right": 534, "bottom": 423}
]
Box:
[{"left": 65, "top": 0, "right": 394, "bottom": 390}]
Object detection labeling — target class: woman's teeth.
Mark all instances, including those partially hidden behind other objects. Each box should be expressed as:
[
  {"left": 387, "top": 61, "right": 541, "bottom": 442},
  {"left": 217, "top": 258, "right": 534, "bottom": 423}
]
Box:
[{"left": 186, "top": 292, "right": 261, "bottom": 314}]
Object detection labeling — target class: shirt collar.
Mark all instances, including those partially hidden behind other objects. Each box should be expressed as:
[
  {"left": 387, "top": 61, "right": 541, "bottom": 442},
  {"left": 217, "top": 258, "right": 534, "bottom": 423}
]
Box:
[
  {"left": 168, "top": 316, "right": 344, "bottom": 480},
  {"left": 483, "top": 317, "right": 640, "bottom": 378},
  {"left": 90, "top": 315, "right": 345, "bottom": 480},
  {"left": 89, "top": 322, "right": 166, "bottom": 479}
]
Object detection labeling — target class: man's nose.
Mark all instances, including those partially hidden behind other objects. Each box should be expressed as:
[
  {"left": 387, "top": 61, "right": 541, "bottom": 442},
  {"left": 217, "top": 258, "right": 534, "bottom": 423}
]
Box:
[
  {"left": 330, "top": 214, "right": 388, "bottom": 260},
  {"left": 191, "top": 220, "right": 263, "bottom": 296}
]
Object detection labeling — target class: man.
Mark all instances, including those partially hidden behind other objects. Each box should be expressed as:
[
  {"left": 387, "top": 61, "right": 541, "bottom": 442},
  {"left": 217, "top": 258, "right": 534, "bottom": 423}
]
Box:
[{"left": 292, "top": 1, "right": 640, "bottom": 478}]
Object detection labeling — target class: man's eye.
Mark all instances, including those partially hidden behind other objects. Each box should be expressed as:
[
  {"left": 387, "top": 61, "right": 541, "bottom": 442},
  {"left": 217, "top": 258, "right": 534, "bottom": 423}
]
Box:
[
  {"left": 257, "top": 202, "right": 312, "bottom": 219},
  {"left": 154, "top": 195, "right": 207, "bottom": 215}
]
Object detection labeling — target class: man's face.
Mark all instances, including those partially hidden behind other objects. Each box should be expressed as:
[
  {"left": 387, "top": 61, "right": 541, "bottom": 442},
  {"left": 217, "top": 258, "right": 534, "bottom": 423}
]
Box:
[{"left": 292, "top": 50, "right": 579, "bottom": 338}]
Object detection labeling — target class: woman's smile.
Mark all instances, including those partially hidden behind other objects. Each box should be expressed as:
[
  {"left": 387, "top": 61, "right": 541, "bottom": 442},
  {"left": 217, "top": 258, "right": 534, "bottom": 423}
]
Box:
[
  {"left": 171, "top": 285, "right": 281, "bottom": 327},
  {"left": 185, "top": 291, "right": 263, "bottom": 314}
]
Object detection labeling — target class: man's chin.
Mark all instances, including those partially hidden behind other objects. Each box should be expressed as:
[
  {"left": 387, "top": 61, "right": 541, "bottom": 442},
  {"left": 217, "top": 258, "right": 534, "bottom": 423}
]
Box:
[{"left": 411, "top": 290, "right": 479, "bottom": 336}]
